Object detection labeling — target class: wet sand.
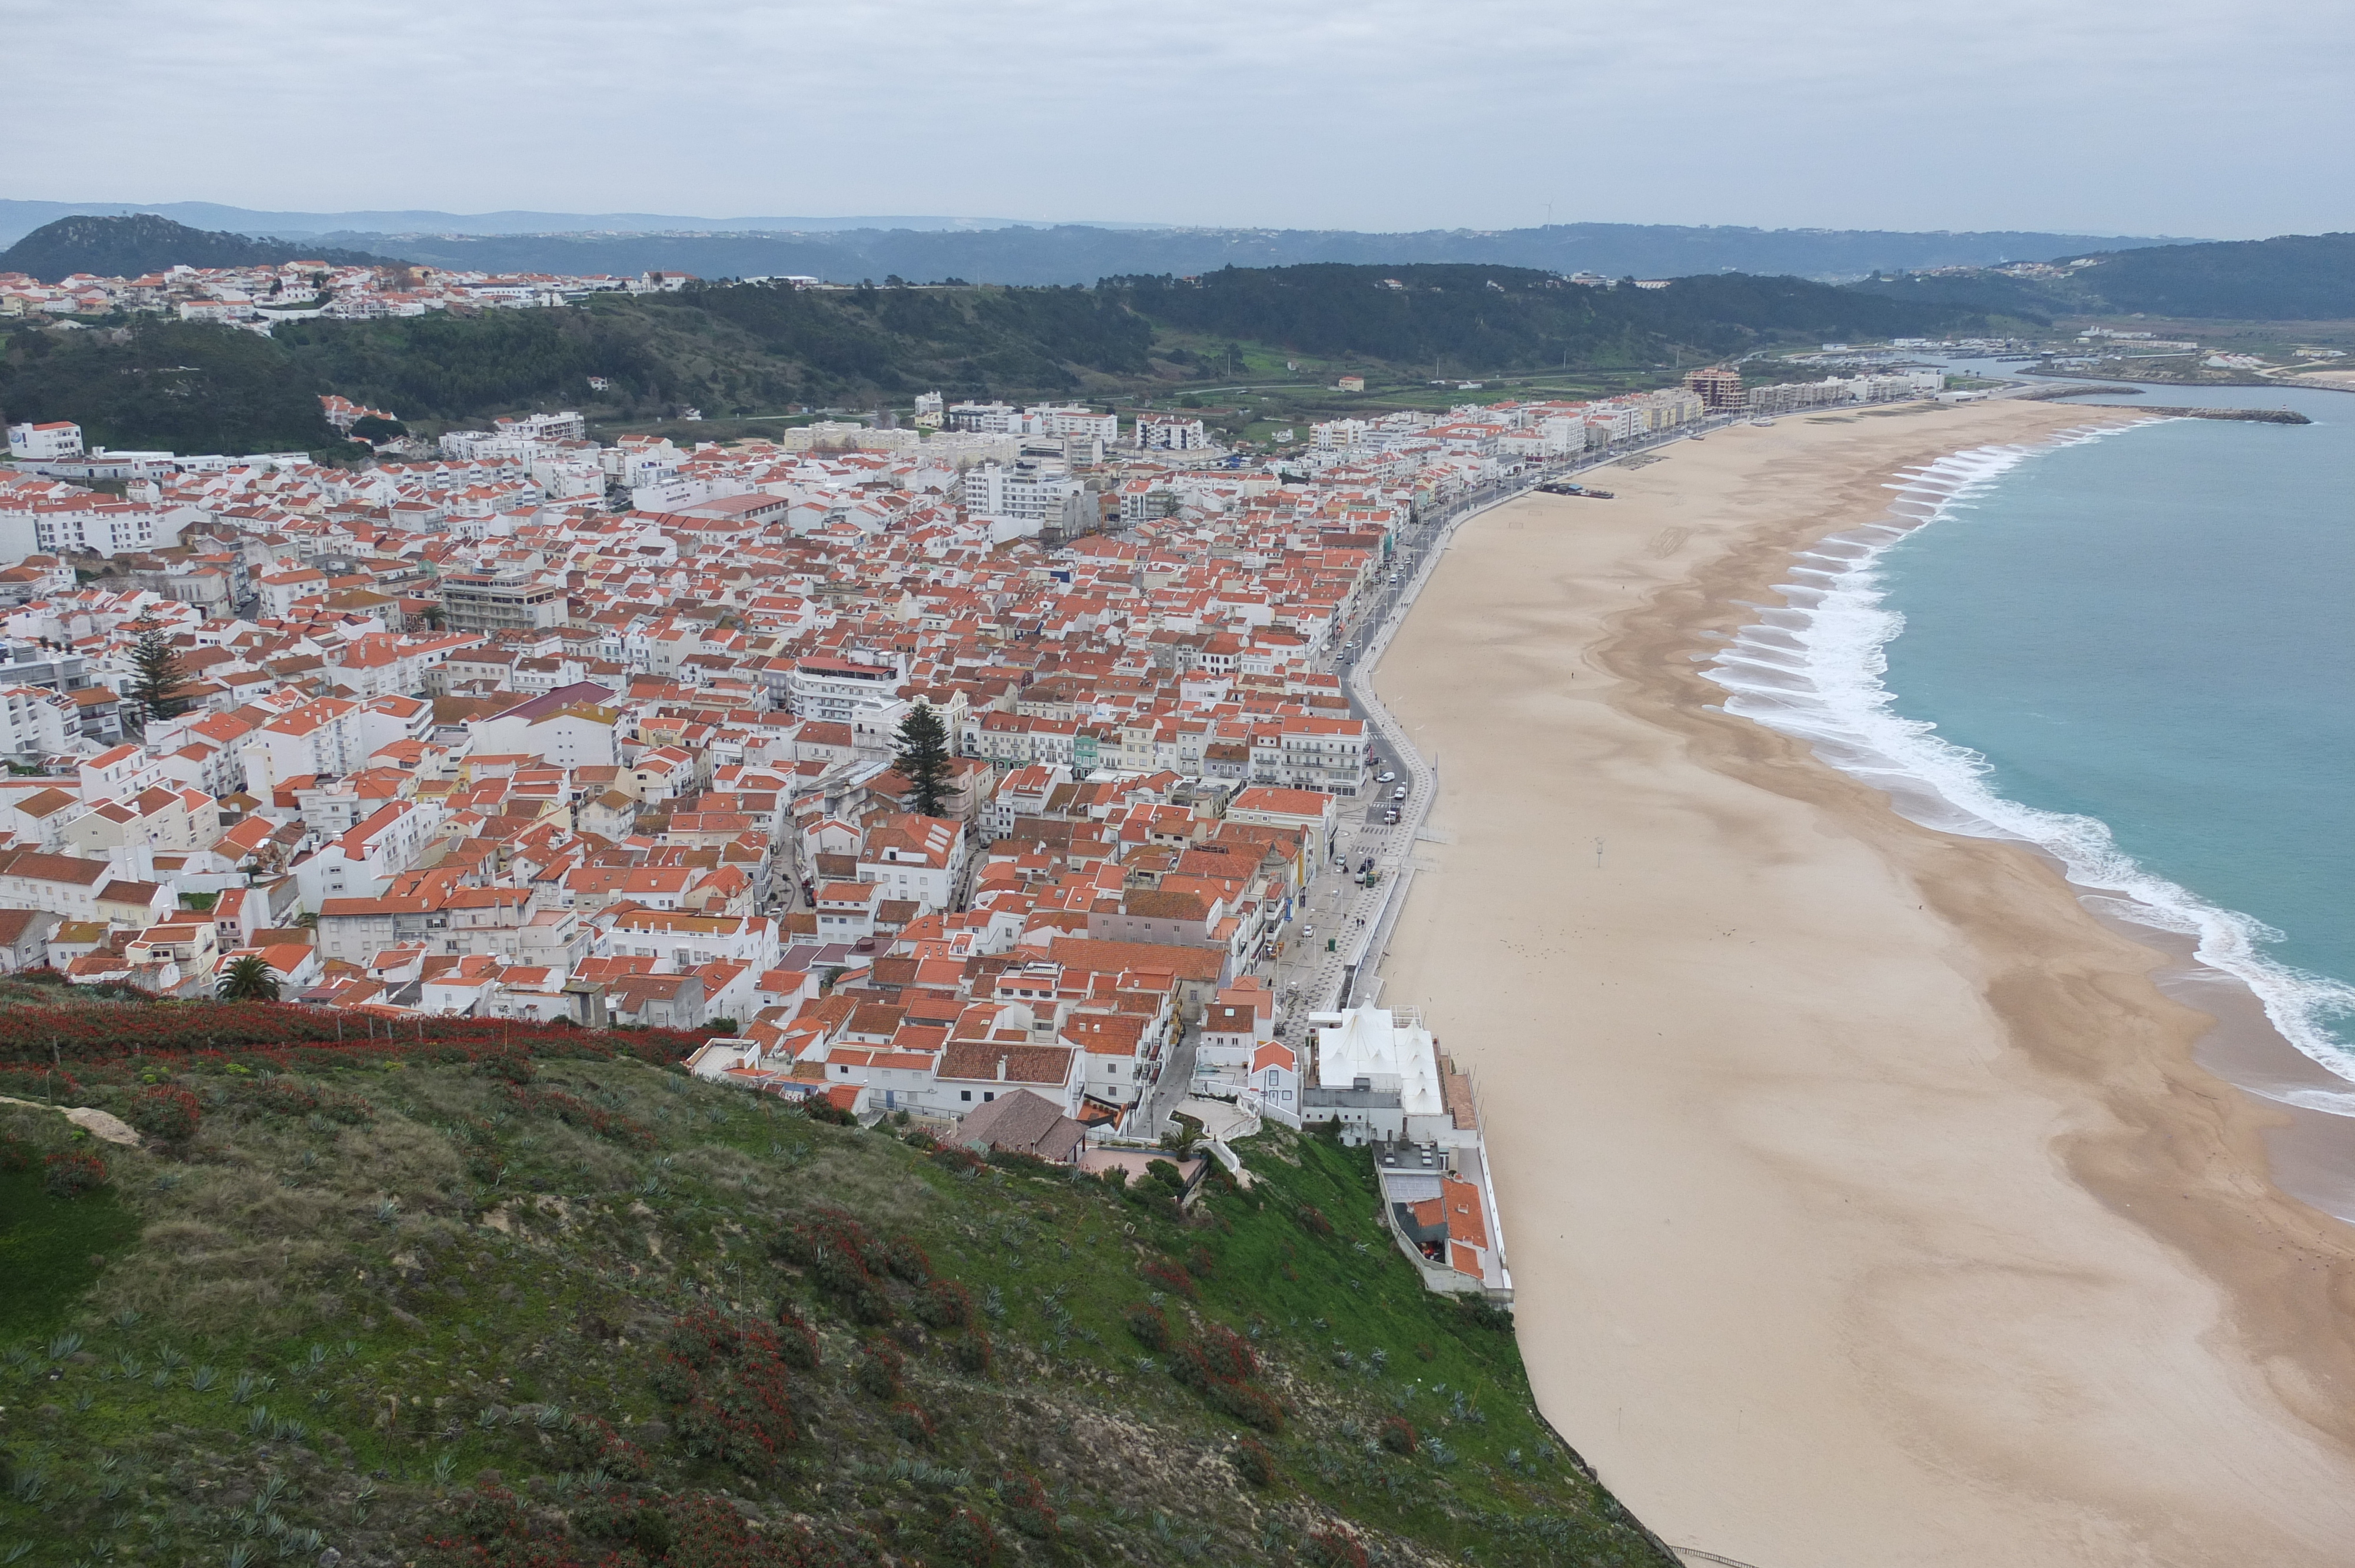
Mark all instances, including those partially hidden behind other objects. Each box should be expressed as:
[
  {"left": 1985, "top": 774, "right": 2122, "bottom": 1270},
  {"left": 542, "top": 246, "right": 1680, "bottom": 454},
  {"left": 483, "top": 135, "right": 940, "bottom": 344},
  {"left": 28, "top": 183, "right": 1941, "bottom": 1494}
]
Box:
[{"left": 1371, "top": 403, "right": 2355, "bottom": 1566}]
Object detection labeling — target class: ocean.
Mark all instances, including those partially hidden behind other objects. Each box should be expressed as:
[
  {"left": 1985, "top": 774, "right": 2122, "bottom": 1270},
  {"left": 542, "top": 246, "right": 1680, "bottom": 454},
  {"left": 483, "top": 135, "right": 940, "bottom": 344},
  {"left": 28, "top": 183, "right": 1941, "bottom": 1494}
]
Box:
[{"left": 1704, "top": 378, "right": 2355, "bottom": 1204}]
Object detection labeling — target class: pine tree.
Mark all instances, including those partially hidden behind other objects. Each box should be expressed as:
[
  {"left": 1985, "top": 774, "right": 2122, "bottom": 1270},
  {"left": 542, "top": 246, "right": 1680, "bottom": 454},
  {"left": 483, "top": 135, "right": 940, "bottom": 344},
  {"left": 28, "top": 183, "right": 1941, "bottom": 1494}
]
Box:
[
  {"left": 891, "top": 703, "right": 954, "bottom": 820},
  {"left": 125, "top": 618, "right": 188, "bottom": 730}
]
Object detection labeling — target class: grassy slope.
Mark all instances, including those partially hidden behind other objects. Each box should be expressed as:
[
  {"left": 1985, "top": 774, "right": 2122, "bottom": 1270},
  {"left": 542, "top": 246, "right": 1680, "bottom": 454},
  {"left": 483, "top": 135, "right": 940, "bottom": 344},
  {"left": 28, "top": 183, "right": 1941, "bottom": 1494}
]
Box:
[{"left": 0, "top": 1047, "right": 1671, "bottom": 1568}]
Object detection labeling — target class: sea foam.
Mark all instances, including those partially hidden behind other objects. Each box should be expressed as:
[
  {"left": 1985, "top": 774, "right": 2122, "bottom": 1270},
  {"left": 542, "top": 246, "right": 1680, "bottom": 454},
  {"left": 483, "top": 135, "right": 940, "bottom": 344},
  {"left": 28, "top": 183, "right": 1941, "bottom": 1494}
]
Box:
[{"left": 1701, "top": 427, "right": 2355, "bottom": 1108}]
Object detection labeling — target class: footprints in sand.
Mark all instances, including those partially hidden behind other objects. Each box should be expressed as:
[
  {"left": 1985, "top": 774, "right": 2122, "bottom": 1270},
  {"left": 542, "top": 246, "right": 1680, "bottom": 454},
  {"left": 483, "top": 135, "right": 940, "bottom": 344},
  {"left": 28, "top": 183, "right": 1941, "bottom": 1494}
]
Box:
[{"left": 1647, "top": 527, "right": 1690, "bottom": 559}]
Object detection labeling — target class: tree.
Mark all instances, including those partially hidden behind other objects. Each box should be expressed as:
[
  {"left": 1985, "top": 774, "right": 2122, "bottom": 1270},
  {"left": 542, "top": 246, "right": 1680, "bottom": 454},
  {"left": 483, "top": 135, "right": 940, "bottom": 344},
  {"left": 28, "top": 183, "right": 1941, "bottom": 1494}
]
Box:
[
  {"left": 125, "top": 618, "right": 189, "bottom": 730},
  {"left": 216, "top": 954, "right": 281, "bottom": 1002},
  {"left": 891, "top": 703, "right": 953, "bottom": 820}
]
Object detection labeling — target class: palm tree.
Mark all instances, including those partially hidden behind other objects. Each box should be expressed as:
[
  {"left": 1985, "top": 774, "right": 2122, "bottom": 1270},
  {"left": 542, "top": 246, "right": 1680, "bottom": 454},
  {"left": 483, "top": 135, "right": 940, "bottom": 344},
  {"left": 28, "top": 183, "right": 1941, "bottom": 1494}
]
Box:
[{"left": 216, "top": 954, "right": 281, "bottom": 1002}]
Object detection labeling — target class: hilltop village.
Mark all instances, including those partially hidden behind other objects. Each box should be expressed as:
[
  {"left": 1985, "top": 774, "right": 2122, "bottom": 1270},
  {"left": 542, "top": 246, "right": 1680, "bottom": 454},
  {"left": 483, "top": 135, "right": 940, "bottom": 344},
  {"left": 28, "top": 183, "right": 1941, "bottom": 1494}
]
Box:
[{"left": 0, "top": 348, "right": 1942, "bottom": 1300}]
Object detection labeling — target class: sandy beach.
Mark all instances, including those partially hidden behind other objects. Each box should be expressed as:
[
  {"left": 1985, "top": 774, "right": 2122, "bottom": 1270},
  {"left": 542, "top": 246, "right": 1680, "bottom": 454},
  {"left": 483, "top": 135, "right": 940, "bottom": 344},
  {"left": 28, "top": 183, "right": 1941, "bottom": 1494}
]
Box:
[{"left": 1372, "top": 402, "right": 2355, "bottom": 1567}]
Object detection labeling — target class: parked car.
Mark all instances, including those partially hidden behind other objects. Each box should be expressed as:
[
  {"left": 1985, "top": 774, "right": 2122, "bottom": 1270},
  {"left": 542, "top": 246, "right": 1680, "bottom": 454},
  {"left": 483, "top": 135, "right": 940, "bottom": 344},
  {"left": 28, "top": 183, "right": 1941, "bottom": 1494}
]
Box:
[{"left": 1376, "top": 770, "right": 1397, "bottom": 783}]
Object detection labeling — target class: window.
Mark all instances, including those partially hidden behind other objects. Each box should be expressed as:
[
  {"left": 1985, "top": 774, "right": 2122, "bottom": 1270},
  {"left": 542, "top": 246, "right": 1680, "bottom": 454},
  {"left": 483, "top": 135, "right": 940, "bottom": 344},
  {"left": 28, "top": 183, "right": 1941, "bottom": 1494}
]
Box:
[{"left": 960, "top": 1090, "right": 972, "bottom": 1102}]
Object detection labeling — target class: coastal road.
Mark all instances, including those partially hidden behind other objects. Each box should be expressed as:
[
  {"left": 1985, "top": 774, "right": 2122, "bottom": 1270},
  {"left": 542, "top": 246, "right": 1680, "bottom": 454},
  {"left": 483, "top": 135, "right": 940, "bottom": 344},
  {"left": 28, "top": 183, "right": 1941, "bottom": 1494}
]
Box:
[{"left": 1269, "top": 416, "right": 1746, "bottom": 1047}]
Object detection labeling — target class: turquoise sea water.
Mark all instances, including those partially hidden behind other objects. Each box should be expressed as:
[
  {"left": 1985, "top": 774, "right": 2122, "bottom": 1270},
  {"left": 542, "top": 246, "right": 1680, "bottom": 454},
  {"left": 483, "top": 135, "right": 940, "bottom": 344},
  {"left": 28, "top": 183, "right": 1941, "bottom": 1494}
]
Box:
[{"left": 1707, "top": 380, "right": 2355, "bottom": 1094}]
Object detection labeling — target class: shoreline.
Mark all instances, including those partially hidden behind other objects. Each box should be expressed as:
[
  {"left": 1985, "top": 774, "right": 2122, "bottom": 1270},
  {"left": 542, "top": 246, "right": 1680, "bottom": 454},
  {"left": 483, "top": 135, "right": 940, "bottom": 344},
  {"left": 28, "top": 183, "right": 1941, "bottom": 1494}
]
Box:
[{"left": 1370, "top": 402, "right": 2355, "bottom": 1566}]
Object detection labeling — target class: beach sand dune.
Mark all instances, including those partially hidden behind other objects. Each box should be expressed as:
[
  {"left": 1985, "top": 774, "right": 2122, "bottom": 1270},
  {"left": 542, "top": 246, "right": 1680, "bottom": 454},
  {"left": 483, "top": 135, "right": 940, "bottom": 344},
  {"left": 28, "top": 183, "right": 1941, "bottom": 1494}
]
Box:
[{"left": 1374, "top": 404, "right": 2355, "bottom": 1567}]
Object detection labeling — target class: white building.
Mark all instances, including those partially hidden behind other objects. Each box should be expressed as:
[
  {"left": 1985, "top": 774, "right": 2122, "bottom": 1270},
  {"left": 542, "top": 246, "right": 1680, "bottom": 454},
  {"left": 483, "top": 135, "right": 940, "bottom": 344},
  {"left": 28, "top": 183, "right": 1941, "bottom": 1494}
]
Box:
[
  {"left": 7, "top": 422, "right": 83, "bottom": 461},
  {"left": 1135, "top": 416, "right": 1210, "bottom": 451}
]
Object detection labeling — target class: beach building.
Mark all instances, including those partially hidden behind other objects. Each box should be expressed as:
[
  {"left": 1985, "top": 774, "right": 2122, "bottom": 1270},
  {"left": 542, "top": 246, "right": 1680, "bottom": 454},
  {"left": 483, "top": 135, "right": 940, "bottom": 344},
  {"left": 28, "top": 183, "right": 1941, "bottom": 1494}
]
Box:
[{"left": 1306, "top": 1004, "right": 1509, "bottom": 1300}]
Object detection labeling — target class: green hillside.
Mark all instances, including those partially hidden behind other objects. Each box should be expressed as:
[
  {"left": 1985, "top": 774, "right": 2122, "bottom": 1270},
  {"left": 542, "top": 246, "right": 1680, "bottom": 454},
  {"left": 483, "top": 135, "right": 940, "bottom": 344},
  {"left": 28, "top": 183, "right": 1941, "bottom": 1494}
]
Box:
[
  {"left": 0, "top": 1011, "right": 1671, "bottom": 1568},
  {"left": 1102, "top": 263, "right": 2002, "bottom": 367},
  {"left": 1, "top": 262, "right": 1992, "bottom": 457},
  {"left": 1852, "top": 232, "right": 2355, "bottom": 321},
  {"left": 0, "top": 215, "right": 399, "bottom": 284}
]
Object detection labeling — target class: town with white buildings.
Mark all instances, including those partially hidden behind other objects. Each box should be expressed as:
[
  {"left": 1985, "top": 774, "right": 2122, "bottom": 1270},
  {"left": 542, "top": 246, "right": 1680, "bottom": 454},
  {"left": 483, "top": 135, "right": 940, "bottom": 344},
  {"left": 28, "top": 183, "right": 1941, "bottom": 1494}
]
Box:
[{"left": 0, "top": 349, "right": 1944, "bottom": 1302}]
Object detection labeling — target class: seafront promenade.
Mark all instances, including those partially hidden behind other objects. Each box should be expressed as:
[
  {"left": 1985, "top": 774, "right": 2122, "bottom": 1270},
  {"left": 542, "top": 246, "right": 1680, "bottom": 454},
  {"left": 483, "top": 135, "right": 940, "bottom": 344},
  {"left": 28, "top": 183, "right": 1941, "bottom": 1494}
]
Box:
[{"left": 1264, "top": 414, "right": 1741, "bottom": 1049}]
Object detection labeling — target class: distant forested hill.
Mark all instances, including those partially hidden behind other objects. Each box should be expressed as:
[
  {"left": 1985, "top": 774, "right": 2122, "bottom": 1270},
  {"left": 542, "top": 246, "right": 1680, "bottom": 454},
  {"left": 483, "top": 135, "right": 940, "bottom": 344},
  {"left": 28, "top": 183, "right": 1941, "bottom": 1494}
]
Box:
[
  {"left": 0, "top": 214, "right": 399, "bottom": 283},
  {"left": 1850, "top": 232, "right": 2355, "bottom": 320},
  {"left": 1, "top": 265, "right": 1989, "bottom": 454},
  {"left": 307, "top": 221, "right": 2187, "bottom": 289},
  {"left": 1102, "top": 264, "right": 1999, "bottom": 369}
]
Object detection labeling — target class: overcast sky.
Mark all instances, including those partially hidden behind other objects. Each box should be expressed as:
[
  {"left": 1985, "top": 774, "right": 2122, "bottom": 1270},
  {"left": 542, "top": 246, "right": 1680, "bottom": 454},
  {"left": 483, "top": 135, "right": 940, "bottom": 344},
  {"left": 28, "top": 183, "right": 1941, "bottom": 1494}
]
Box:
[{"left": 10, "top": 0, "right": 2351, "bottom": 237}]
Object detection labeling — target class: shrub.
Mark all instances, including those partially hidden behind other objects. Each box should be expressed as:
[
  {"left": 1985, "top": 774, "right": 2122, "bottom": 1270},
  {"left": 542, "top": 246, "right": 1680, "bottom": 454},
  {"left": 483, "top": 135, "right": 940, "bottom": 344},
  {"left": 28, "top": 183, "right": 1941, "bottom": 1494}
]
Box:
[
  {"left": 1209, "top": 1378, "right": 1286, "bottom": 1434},
  {"left": 855, "top": 1340, "right": 904, "bottom": 1400},
  {"left": 915, "top": 1280, "right": 971, "bottom": 1329},
  {"left": 952, "top": 1328, "right": 994, "bottom": 1377},
  {"left": 772, "top": 1304, "right": 820, "bottom": 1370},
  {"left": 0, "top": 1137, "right": 34, "bottom": 1174},
  {"left": 1296, "top": 1202, "right": 1334, "bottom": 1237},
  {"left": 1143, "top": 1157, "right": 1185, "bottom": 1195},
  {"left": 477, "top": 1052, "right": 535, "bottom": 1085},
  {"left": 788, "top": 1213, "right": 898, "bottom": 1326},
  {"left": 128, "top": 1082, "right": 201, "bottom": 1143},
  {"left": 885, "top": 1233, "right": 932, "bottom": 1284},
  {"left": 42, "top": 1150, "right": 107, "bottom": 1198},
  {"left": 888, "top": 1399, "right": 935, "bottom": 1446},
  {"left": 1232, "top": 1436, "right": 1276, "bottom": 1487},
  {"left": 998, "top": 1471, "right": 1058, "bottom": 1539},
  {"left": 1196, "top": 1324, "right": 1255, "bottom": 1383},
  {"left": 651, "top": 1309, "right": 800, "bottom": 1474},
  {"left": 1308, "top": 1529, "right": 1369, "bottom": 1568},
  {"left": 1138, "top": 1256, "right": 1196, "bottom": 1300},
  {"left": 1184, "top": 1244, "right": 1217, "bottom": 1279},
  {"left": 801, "top": 1096, "right": 857, "bottom": 1127},
  {"left": 1457, "top": 1297, "right": 1515, "bottom": 1332},
  {"left": 553, "top": 1414, "right": 648, "bottom": 1483},
  {"left": 253, "top": 1075, "right": 319, "bottom": 1116},
  {"left": 506, "top": 1085, "right": 652, "bottom": 1150},
  {"left": 1414, "top": 1340, "right": 1437, "bottom": 1362},
  {"left": 1378, "top": 1416, "right": 1418, "bottom": 1456},
  {"left": 936, "top": 1506, "right": 998, "bottom": 1567},
  {"left": 930, "top": 1143, "right": 983, "bottom": 1175},
  {"left": 1125, "top": 1302, "right": 1172, "bottom": 1353}
]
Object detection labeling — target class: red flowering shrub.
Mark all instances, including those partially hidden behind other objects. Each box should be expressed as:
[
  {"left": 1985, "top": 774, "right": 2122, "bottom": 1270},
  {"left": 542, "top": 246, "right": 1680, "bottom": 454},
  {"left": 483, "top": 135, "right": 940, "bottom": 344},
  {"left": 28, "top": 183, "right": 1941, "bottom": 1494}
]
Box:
[
  {"left": 1378, "top": 1416, "right": 1418, "bottom": 1456},
  {"left": 1232, "top": 1437, "right": 1277, "bottom": 1487},
  {"left": 504, "top": 1086, "right": 655, "bottom": 1150},
  {"left": 1168, "top": 1322, "right": 1282, "bottom": 1432},
  {"left": 771, "top": 1304, "right": 820, "bottom": 1370},
  {"left": 1307, "top": 1529, "right": 1369, "bottom": 1568},
  {"left": 1139, "top": 1256, "right": 1197, "bottom": 1300},
  {"left": 1209, "top": 1378, "right": 1285, "bottom": 1434},
  {"left": 0, "top": 1137, "right": 34, "bottom": 1174},
  {"left": 1125, "top": 1302, "right": 1173, "bottom": 1352},
  {"left": 997, "top": 1472, "right": 1058, "bottom": 1540},
  {"left": 253, "top": 1075, "right": 319, "bottom": 1115},
  {"left": 951, "top": 1327, "right": 994, "bottom": 1377},
  {"left": 0, "top": 999, "right": 708, "bottom": 1066},
  {"left": 854, "top": 1339, "right": 904, "bottom": 1400},
  {"left": 553, "top": 1415, "right": 648, "bottom": 1482},
  {"left": 1184, "top": 1244, "right": 1217, "bottom": 1279},
  {"left": 1296, "top": 1202, "right": 1334, "bottom": 1237},
  {"left": 652, "top": 1309, "right": 800, "bottom": 1474},
  {"left": 884, "top": 1233, "right": 931, "bottom": 1284},
  {"left": 914, "top": 1280, "right": 971, "bottom": 1329},
  {"left": 887, "top": 1400, "right": 935, "bottom": 1446},
  {"left": 128, "top": 1082, "right": 201, "bottom": 1142},
  {"left": 782, "top": 1211, "right": 896, "bottom": 1324},
  {"left": 935, "top": 1506, "right": 997, "bottom": 1567},
  {"left": 1196, "top": 1324, "right": 1255, "bottom": 1382},
  {"left": 42, "top": 1150, "right": 107, "bottom": 1198}
]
